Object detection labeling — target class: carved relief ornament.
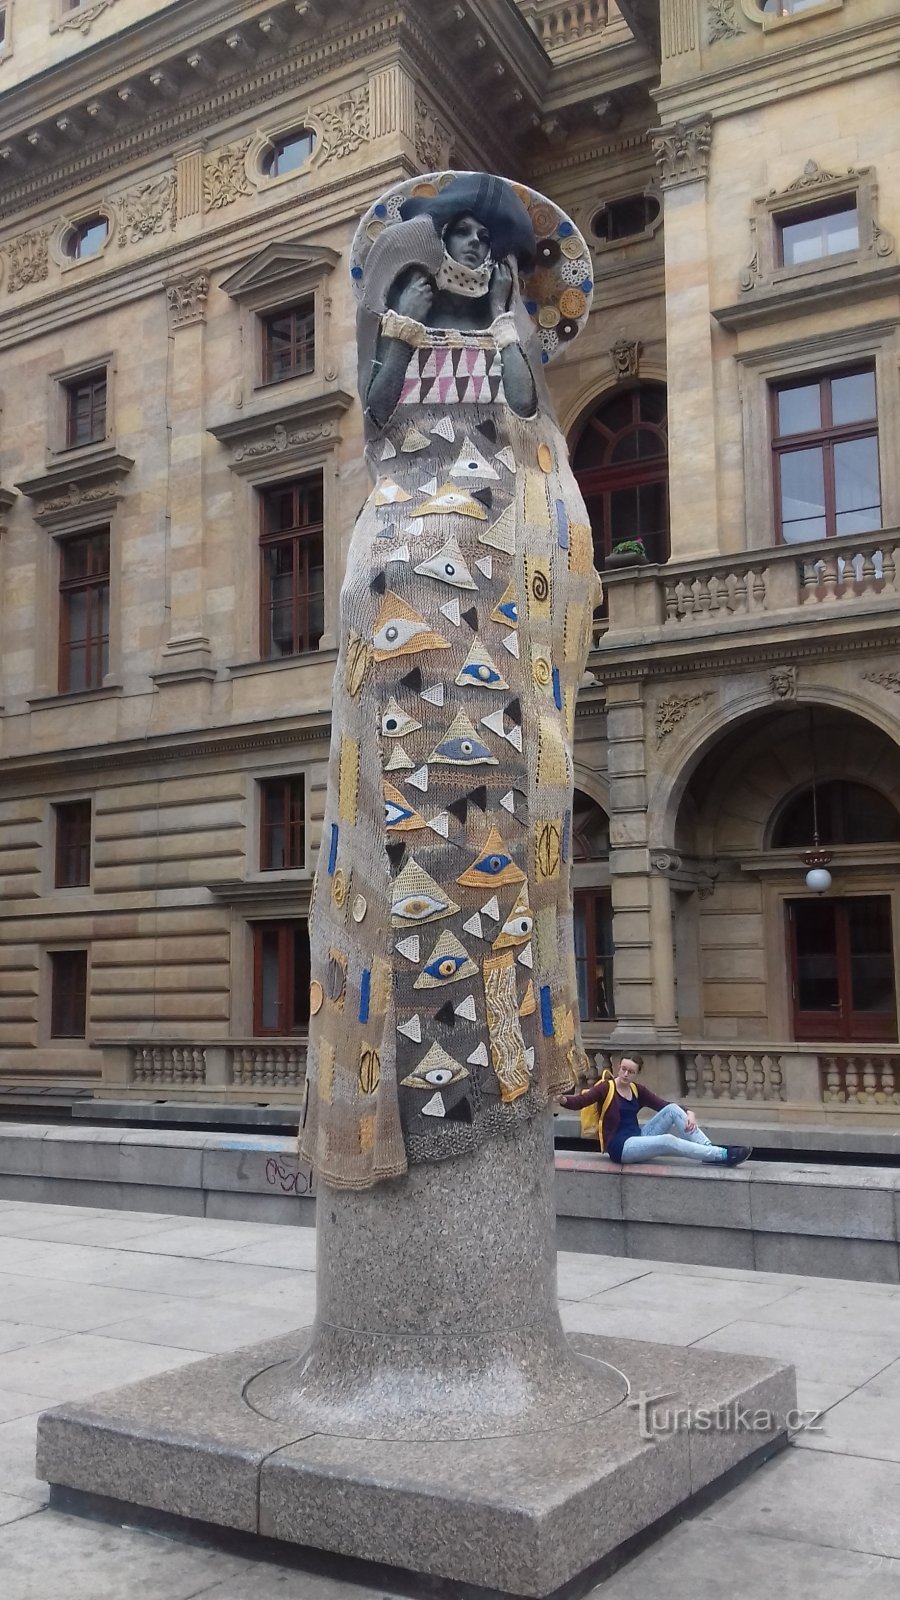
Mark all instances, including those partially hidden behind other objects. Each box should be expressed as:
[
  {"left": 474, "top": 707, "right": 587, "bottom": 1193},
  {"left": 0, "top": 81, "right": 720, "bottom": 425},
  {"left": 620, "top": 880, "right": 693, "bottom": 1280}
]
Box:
[
  {"left": 415, "top": 96, "right": 452, "bottom": 173},
  {"left": 609, "top": 338, "right": 641, "bottom": 380},
  {"left": 650, "top": 118, "right": 712, "bottom": 189},
  {"left": 769, "top": 666, "right": 796, "bottom": 700},
  {"left": 4, "top": 229, "right": 49, "bottom": 293},
  {"left": 708, "top": 0, "right": 744, "bottom": 42},
  {"left": 55, "top": 0, "right": 119, "bottom": 33},
  {"left": 115, "top": 174, "right": 177, "bottom": 246},
  {"left": 655, "top": 690, "right": 712, "bottom": 743},
  {"left": 203, "top": 141, "right": 252, "bottom": 211},
  {"left": 316, "top": 85, "right": 370, "bottom": 164}
]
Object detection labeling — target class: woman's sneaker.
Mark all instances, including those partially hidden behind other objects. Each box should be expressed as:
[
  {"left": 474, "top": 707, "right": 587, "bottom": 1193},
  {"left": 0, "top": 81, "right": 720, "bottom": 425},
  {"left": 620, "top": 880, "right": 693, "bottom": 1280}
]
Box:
[{"left": 724, "top": 1145, "right": 752, "bottom": 1167}]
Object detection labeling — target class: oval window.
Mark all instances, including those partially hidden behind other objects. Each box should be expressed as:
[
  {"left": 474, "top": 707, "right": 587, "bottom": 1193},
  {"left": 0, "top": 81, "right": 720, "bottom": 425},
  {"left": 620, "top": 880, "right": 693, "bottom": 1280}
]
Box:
[
  {"left": 65, "top": 215, "right": 109, "bottom": 261},
  {"left": 261, "top": 128, "right": 316, "bottom": 180},
  {"left": 591, "top": 194, "right": 660, "bottom": 244}
]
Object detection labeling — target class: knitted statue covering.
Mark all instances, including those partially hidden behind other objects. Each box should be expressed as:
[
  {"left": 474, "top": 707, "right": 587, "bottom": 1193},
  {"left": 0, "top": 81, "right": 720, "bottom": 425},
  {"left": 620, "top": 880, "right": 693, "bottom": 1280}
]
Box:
[{"left": 300, "top": 172, "right": 603, "bottom": 1189}]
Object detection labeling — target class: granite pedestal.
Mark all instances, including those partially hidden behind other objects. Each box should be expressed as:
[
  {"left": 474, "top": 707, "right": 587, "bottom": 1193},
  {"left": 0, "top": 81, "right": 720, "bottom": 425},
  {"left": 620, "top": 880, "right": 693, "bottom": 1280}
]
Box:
[{"left": 35, "top": 1117, "right": 797, "bottom": 1596}]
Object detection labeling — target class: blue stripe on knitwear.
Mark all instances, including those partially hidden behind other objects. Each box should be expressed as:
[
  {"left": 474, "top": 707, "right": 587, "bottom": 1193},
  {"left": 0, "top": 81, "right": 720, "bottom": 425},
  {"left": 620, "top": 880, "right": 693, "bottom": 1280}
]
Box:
[{"left": 540, "top": 984, "right": 554, "bottom": 1037}]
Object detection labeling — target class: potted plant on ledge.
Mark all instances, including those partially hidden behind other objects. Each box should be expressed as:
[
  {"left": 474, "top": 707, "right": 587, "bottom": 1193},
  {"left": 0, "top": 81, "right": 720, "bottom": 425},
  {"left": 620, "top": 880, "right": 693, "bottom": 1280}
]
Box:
[{"left": 605, "top": 537, "right": 648, "bottom": 571}]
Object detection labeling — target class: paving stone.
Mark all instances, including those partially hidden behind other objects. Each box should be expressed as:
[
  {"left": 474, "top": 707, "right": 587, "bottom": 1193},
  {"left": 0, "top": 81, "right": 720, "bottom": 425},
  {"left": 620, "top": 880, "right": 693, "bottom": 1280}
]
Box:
[
  {"left": 0, "top": 1507, "right": 249, "bottom": 1600},
  {"left": 591, "top": 1523, "right": 900, "bottom": 1599},
  {"left": 695, "top": 1318, "right": 900, "bottom": 1388},
  {"left": 0, "top": 1388, "right": 59, "bottom": 1425},
  {"left": 794, "top": 1388, "right": 900, "bottom": 1462},
  {"left": 745, "top": 1284, "right": 900, "bottom": 1336},
  {"left": 213, "top": 1233, "right": 320, "bottom": 1271},
  {"left": 591, "top": 1268, "right": 797, "bottom": 1318},
  {"left": 859, "top": 1356, "right": 900, "bottom": 1399},
  {"left": 555, "top": 1252, "right": 651, "bottom": 1302},
  {"left": 95, "top": 1296, "right": 316, "bottom": 1355},
  {"left": 0, "top": 1414, "right": 49, "bottom": 1502},
  {"left": 701, "top": 1444, "right": 900, "bottom": 1558},
  {"left": 559, "top": 1299, "right": 738, "bottom": 1345},
  {"left": 0, "top": 1273, "right": 198, "bottom": 1334},
  {"left": 0, "top": 1333, "right": 209, "bottom": 1402},
  {"left": 0, "top": 1491, "right": 42, "bottom": 1529},
  {"left": 0, "top": 1322, "right": 66, "bottom": 1357}
]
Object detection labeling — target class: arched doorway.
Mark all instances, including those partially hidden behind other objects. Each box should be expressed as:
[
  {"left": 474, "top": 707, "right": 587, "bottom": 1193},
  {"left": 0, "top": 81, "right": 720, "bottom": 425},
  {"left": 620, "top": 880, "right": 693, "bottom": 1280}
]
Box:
[
  {"left": 571, "top": 383, "right": 669, "bottom": 575},
  {"left": 571, "top": 790, "right": 614, "bottom": 1024},
  {"left": 672, "top": 706, "right": 900, "bottom": 1044}
]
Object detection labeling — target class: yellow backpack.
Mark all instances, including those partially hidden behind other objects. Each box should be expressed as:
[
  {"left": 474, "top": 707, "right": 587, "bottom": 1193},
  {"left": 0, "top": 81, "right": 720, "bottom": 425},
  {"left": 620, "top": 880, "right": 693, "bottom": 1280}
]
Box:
[{"left": 579, "top": 1070, "right": 617, "bottom": 1148}]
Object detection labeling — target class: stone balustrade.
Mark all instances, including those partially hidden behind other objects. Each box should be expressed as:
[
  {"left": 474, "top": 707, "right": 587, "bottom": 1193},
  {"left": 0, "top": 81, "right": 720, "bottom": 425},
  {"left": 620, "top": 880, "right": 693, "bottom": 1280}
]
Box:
[
  {"left": 821, "top": 1051, "right": 900, "bottom": 1106},
  {"left": 683, "top": 1049, "right": 786, "bottom": 1102},
  {"left": 599, "top": 528, "right": 900, "bottom": 641},
  {"left": 519, "top": 0, "right": 609, "bottom": 47},
  {"left": 105, "top": 1039, "right": 308, "bottom": 1098}
]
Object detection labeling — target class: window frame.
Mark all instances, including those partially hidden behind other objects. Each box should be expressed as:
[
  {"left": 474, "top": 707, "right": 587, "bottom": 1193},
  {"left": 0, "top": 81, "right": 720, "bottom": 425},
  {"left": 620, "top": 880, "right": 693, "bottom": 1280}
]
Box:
[
  {"left": 49, "top": 947, "right": 88, "bottom": 1040},
  {"left": 775, "top": 198, "right": 860, "bottom": 270},
  {"left": 261, "top": 300, "right": 316, "bottom": 387},
  {"left": 58, "top": 527, "right": 111, "bottom": 694},
  {"left": 770, "top": 364, "right": 881, "bottom": 545},
  {"left": 573, "top": 887, "right": 615, "bottom": 1024},
  {"left": 257, "top": 127, "right": 317, "bottom": 186},
  {"left": 259, "top": 773, "right": 307, "bottom": 872},
  {"left": 64, "top": 369, "right": 108, "bottom": 450},
  {"left": 258, "top": 474, "right": 325, "bottom": 660},
  {"left": 54, "top": 798, "right": 93, "bottom": 889},
  {"left": 590, "top": 189, "right": 662, "bottom": 250},
  {"left": 251, "top": 919, "right": 310, "bottom": 1036},
  {"left": 63, "top": 214, "right": 110, "bottom": 263}
]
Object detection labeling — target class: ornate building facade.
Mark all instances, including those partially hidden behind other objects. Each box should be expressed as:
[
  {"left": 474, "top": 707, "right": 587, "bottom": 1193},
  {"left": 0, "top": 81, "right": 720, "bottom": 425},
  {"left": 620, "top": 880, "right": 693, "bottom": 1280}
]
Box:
[{"left": 0, "top": 0, "right": 897, "bottom": 1127}]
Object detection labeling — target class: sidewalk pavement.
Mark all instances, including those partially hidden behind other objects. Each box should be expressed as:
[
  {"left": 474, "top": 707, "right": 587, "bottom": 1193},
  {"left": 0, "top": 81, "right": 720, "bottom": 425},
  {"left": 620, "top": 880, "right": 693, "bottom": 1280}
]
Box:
[{"left": 0, "top": 1197, "right": 898, "bottom": 1599}]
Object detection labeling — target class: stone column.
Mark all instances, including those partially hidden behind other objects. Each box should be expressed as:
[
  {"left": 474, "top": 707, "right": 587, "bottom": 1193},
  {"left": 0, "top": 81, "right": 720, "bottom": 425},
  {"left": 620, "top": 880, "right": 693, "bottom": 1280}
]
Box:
[
  {"left": 651, "top": 117, "right": 719, "bottom": 559},
  {"left": 155, "top": 272, "right": 215, "bottom": 683},
  {"left": 245, "top": 1115, "right": 627, "bottom": 1440}
]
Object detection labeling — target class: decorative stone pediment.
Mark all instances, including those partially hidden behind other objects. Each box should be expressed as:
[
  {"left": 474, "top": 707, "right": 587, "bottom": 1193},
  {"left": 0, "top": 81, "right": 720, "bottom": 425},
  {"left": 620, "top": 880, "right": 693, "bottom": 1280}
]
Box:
[
  {"left": 220, "top": 242, "right": 340, "bottom": 304},
  {"left": 208, "top": 391, "right": 353, "bottom": 476},
  {"left": 15, "top": 451, "right": 134, "bottom": 528}
]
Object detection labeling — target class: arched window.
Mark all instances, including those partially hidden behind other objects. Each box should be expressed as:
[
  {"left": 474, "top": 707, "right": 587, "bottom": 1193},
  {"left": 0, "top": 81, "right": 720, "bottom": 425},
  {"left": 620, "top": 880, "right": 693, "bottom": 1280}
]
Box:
[
  {"left": 261, "top": 129, "right": 316, "bottom": 180},
  {"left": 64, "top": 215, "right": 109, "bottom": 261},
  {"left": 571, "top": 791, "right": 613, "bottom": 1022},
  {"left": 773, "top": 781, "right": 900, "bottom": 848},
  {"left": 572, "top": 383, "right": 669, "bottom": 573}
]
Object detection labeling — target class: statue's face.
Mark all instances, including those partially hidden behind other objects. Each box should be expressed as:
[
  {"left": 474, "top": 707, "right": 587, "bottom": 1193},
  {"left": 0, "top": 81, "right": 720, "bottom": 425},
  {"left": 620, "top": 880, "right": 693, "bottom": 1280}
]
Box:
[{"left": 444, "top": 213, "right": 491, "bottom": 269}]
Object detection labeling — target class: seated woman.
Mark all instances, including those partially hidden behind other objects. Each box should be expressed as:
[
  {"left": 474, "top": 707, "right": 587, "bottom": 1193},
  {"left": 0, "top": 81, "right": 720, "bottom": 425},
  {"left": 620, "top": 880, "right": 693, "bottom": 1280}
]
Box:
[{"left": 560, "top": 1055, "right": 752, "bottom": 1167}]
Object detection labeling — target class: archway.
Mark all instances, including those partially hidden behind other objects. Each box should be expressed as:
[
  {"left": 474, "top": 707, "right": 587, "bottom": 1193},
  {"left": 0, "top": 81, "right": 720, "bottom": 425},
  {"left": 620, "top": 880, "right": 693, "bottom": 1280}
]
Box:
[{"left": 670, "top": 704, "right": 900, "bottom": 1043}]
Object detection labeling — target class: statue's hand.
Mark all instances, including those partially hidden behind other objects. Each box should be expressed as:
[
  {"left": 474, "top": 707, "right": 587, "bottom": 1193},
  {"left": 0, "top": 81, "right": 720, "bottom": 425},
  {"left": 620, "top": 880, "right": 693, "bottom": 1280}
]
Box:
[
  {"left": 489, "top": 260, "right": 513, "bottom": 318},
  {"left": 395, "top": 271, "right": 433, "bottom": 322}
]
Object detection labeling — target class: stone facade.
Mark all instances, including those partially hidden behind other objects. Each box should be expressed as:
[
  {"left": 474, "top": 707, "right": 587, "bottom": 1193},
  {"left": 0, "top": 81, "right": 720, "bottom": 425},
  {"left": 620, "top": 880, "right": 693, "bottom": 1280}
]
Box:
[{"left": 0, "top": 0, "right": 898, "bottom": 1127}]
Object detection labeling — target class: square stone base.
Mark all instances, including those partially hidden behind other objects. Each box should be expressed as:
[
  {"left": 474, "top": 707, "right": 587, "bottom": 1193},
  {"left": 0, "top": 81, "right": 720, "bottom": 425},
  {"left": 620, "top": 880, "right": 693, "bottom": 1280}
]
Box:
[{"left": 36, "top": 1330, "right": 795, "bottom": 1599}]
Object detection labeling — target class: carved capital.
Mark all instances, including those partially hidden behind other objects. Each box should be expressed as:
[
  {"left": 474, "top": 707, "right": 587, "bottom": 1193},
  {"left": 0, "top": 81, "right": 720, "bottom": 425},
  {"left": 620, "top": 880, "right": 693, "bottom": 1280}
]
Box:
[
  {"left": 651, "top": 851, "right": 683, "bottom": 874},
  {"left": 651, "top": 117, "right": 712, "bottom": 189},
  {"left": 166, "top": 272, "right": 210, "bottom": 329},
  {"left": 609, "top": 338, "right": 641, "bottom": 380}
]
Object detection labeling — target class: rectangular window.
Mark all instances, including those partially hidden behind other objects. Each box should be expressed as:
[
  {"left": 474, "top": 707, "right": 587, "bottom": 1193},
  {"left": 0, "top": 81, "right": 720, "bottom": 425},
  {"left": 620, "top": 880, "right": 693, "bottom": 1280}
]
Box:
[
  {"left": 777, "top": 200, "right": 859, "bottom": 267},
  {"left": 0, "top": 7, "right": 7, "bottom": 48},
  {"left": 259, "top": 775, "right": 306, "bottom": 870},
  {"left": 54, "top": 799, "right": 91, "bottom": 888},
  {"left": 262, "top": 301, "right": 315, "bottom": 385},
  {"left": 50, "top": 949, "right": 88, "bottom": 1039},
  {"left": 259, "top": 476, "right": 325, "bottom": 657},
  {"left": 772, "top": 367, "right": 881, "bottom": 543},
  {"left": 788, "top": 896, "right": 896, "bottom": 1042},
  {"left": 252, "top": 920, "right": 310, "bottom": 1035},
  {"left": 59, "top": 529, "right": 110, "bottom": 692},
  {"left": 64, "top": 370, "right": 107, "bottom": 449},
  {"left": 573, "top": 889, "right": 614, "bottom": 1022}
]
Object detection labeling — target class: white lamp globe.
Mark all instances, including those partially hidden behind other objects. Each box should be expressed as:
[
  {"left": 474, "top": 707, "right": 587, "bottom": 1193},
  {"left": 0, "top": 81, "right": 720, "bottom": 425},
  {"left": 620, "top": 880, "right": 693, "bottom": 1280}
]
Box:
[{"left": 805, "top": 866, "right": 832, "bottom": 894}]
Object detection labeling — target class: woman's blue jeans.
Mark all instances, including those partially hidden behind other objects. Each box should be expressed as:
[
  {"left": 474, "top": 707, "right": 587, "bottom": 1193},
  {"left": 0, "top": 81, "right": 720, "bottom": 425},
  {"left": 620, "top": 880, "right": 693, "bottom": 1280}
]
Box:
[{"left": 617, "top": 1103, "right": 728, "bottom": 1164}]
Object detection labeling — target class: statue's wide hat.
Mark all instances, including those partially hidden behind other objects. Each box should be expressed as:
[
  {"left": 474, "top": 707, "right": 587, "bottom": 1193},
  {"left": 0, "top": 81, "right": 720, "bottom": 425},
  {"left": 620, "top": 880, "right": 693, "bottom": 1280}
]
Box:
[{"left": 350, "top": 170, "right": 593, "bottom": 362}]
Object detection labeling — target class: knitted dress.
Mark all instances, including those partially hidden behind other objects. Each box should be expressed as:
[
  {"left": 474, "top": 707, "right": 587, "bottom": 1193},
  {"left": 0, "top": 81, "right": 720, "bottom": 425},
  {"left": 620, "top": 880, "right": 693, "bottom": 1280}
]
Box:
[{"left": 300, "top": 307, "right": 602, "bottom": 1191}]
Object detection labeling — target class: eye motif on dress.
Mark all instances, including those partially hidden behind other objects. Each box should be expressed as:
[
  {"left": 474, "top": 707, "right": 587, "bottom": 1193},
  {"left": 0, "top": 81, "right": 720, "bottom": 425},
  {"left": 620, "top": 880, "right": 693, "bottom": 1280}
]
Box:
[
  {"left": 455, "top": 638, "right": 509, "bottom": 691},
  {"left": 390, "top": 857, "right": 460, "bottom": 927},
  {"left": 429, "top": 709, "right": 499, "bottom": 767},
  {"left": 413, "top": 538, "right": 479, "bottom": 591},
  {"left": 492, "top": 890, "right": 534, "bottom": 950},
  {"left": 383, "top": 781, "right": 426, "bottom": 833},
  {"left": 414, "top": 929, "right": 479, "bottom": 989},
  {"left": 381, "top": 699, "right": 422, "bottom": 738},
  {"left": 490, "top": 582, "right": 519, "bottom": 628},
  {"left": 457, "top": 826, "right": 527, "bottom": 888},
  {"left": 372, "top": 592, "right": 450, "bottom": 661},
  {"left": 400, "top": 1041, "right": 470, "bottom": 1090}
]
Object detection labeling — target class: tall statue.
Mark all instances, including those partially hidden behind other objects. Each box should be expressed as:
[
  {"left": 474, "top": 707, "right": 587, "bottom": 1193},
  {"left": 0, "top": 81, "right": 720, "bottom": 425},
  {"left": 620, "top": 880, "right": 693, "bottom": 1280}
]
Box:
[{"left": 301, "top": 172, "right": 602, "bottom": 1189}]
